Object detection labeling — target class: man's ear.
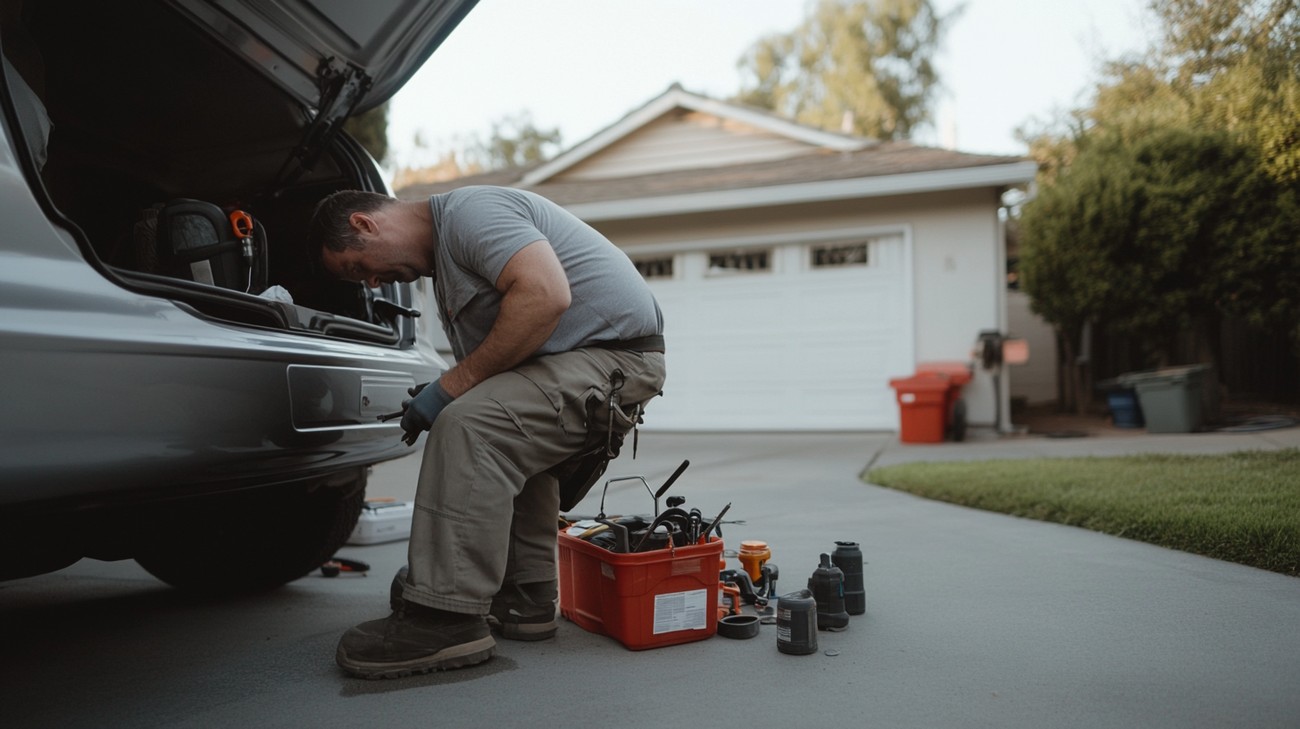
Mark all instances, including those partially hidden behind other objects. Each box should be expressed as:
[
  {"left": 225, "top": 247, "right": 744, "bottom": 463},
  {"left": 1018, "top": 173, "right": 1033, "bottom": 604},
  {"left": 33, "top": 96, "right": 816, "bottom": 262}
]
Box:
[{"left": 348, "top": 211, "right": 378, "bottom": 237}]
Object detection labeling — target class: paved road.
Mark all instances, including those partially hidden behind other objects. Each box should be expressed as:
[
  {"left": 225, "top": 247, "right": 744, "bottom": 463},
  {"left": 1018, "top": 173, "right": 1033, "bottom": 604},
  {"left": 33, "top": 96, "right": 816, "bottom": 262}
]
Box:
[{"left": 3, "top": 429, "right": 1298, "bottom": 728}]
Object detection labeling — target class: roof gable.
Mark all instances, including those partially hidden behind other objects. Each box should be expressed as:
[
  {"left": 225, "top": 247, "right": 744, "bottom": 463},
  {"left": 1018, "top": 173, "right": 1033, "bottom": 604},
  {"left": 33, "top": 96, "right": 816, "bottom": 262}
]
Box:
[{"left": 520, "top": 84, "right": 871, "bottom": 186}]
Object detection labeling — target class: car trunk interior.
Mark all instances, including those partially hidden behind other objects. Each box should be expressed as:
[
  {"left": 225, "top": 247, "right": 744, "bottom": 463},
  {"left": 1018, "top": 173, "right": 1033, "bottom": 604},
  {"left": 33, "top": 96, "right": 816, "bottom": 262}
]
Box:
[{"left": 2, "top": 0, "right": 408, "bottom": 344}]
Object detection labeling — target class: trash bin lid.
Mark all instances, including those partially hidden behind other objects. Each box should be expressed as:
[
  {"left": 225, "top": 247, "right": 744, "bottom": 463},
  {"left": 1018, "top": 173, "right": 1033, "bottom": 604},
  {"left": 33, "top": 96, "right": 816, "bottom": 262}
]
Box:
[
  {"left": 915, "top": 361, "right": 972, "bottom": 386},
  {"left": 1117, "top": 365, "right": 1206, "bottom": 387},
  {"left": 888, "top": 375, "right": 951, "bottom": 392}
]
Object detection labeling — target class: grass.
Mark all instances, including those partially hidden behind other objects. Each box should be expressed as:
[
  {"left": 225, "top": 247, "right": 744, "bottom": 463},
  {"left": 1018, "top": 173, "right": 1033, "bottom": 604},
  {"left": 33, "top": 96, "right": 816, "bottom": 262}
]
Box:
[{"left": 865, "top": 449, "right": 1300, "bottom": 576}]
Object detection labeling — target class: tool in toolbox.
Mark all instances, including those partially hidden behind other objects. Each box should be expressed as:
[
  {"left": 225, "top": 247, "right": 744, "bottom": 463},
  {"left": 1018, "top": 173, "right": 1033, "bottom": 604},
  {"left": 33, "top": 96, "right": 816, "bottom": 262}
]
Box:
[
  {"left": 650, "top": 459, "right": 689, "bottom": 515},
  {"left": 699, "top": 501, "right": 730, "bottom": 541},
  {"left": 562, "top": 459, "right": 733, "bottom": 555}
]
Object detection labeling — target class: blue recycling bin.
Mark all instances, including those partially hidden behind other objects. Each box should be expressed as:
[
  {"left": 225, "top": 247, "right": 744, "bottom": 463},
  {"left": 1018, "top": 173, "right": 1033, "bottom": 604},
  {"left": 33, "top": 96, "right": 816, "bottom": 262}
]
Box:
[
  {"left": 1106, "top": 389, "right": 1144, "bottom": 428},
  {"left": 1097, "top": 378, "right": 1144, "bottom": 428}
]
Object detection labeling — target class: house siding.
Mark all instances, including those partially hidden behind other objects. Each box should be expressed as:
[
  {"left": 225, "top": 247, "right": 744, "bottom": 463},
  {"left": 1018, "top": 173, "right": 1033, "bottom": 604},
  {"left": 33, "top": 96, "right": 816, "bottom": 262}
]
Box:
[{"left": 558, "top": 111, "right": 819, "bottom": 181}]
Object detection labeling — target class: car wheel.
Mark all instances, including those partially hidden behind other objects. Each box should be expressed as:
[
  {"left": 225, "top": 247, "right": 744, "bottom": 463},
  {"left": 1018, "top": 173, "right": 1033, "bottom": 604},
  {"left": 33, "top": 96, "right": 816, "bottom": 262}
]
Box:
[{"left": 135, "top": 468, "right": 366, "bottom": 594}]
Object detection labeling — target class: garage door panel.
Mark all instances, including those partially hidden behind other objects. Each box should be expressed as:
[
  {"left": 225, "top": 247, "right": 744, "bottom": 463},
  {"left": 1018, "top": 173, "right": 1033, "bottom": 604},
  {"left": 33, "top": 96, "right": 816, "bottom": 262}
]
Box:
[{"left": 644, "top": 234, "right": 910, "bottom": 430}]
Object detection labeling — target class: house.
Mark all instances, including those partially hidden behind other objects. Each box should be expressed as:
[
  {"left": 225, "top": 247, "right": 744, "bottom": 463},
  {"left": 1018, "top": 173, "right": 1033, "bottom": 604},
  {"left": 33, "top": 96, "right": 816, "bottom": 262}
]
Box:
[{"left": 398, "top": 84, "right": 1041, "bottom": 432}]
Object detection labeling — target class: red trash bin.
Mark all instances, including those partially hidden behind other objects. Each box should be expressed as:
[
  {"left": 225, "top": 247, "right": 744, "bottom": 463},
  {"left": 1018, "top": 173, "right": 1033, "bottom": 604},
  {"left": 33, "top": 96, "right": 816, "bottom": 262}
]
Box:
[
  {"left": 887, "top": 375, "right": 951, "bottom": 443},
  {"left": 915, "top": 361, "right": 972, "bottom": 439}
]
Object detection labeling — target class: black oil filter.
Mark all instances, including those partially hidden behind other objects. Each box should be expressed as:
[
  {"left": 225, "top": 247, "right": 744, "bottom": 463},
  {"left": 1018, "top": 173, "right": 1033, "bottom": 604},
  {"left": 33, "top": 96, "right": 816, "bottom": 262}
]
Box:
[
  {"left": 808, "top": 553, "right": 850, "bottom": 631},
  {"left": 776, "top": 589, "right": 818, "bottom": 655},
  {"left": 832, "top": 541, "right": 866, "bottom": 615}
]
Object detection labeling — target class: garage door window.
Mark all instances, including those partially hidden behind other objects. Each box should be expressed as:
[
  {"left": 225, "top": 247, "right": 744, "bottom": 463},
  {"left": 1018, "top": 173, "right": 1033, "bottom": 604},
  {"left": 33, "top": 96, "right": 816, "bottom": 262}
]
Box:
[
  {"left": 708, "top": 249, "right": 770, "bottom": 276},
  {"left": 633, "top": 256, "right": 674, "bottom": 280},
  {"left": 811, "top": 242, "right": 869, "bottom": 269}
]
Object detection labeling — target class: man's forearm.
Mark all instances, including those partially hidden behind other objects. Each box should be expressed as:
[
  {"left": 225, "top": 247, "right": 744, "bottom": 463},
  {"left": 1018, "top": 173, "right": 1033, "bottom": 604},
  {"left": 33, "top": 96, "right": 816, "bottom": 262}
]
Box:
[
  {"left": 437, "top": 240, "right": 572, "bottom": 398},
  {"left": 439, "top": 292, "right": 563, "bottom": 397}
]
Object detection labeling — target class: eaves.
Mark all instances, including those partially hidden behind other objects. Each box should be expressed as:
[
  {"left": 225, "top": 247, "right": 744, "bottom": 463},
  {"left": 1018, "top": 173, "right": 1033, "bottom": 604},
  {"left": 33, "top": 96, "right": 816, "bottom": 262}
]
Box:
[{"left": 561, "top": 161, "right": 1038, "bottom": 222}]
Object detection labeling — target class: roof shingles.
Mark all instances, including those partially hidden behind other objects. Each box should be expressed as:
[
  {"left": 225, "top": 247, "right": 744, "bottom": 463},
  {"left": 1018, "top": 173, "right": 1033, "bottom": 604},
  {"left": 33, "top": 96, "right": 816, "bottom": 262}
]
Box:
[{"left": 398, "top": 142, "right": 1027, "bottom": 205}]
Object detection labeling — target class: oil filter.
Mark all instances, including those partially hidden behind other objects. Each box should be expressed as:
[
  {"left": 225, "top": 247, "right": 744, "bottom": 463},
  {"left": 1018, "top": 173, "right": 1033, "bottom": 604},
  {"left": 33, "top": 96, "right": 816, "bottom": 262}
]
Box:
[
  {"left": 832, "top": 541, "right": 865, "bottom": 615},
  {"left": 808, "top": 553, "right": 850, "bottom": 631},
  {"left": 776, "top": 589, "right": 818, "bottom": 655}
]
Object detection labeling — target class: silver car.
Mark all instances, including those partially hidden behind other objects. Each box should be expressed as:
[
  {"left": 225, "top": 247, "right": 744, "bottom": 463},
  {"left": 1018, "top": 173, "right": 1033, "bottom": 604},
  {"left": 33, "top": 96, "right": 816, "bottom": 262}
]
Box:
[{"left": 0, "top": 0, "right": 476, "bottom": 591}]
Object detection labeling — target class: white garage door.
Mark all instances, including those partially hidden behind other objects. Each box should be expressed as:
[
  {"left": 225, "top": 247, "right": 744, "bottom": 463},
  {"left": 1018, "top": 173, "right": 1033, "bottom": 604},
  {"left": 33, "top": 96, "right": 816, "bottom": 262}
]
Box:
[{"left": 636, "top": 232, "right": 913, "bottom": 430}]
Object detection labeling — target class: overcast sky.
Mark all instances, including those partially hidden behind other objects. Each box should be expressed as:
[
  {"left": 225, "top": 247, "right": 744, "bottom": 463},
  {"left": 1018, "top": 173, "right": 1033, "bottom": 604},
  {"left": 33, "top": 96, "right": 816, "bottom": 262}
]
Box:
[{"left": 386, "top": 0, "right": 1154, "bottom": 170}]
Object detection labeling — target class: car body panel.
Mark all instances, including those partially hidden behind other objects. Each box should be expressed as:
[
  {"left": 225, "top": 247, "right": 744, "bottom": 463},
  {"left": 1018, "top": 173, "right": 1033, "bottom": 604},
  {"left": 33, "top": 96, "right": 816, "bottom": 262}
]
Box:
[{"left": 169, "top": 0, "right": 480, "bottom": 112}]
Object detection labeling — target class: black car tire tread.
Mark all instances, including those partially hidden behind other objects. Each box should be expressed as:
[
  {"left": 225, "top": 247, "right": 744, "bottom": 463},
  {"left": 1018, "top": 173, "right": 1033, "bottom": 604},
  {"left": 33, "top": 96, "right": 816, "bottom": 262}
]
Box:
[{"left": 135, "top": 469, "right": 366, "bottom": 594}]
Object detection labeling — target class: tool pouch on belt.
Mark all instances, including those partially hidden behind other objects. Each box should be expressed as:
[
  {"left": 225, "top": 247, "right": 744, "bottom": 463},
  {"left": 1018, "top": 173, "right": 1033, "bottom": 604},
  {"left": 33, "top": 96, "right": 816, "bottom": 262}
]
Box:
[{"left": 554, "top": 369, "right": 646, "bottom": 512}]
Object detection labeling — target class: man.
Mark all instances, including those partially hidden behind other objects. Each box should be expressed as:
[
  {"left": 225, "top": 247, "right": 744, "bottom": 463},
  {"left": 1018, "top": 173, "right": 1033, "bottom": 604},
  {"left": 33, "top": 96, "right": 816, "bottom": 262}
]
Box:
[{"left": 309, "top": 186, "right": 666, "bottom": 679}]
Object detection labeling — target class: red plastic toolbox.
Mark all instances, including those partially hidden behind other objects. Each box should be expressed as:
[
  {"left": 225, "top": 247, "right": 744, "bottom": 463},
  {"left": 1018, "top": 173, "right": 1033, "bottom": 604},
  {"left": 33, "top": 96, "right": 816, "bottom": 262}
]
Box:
[{"left": 558, "top": 531, "right": 722, "bottom": 650}]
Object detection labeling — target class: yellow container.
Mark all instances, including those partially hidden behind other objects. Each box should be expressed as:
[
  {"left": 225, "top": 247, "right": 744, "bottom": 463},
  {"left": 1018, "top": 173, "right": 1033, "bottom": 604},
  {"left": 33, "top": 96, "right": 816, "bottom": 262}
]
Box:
[{"left": 738, "top": 540, "right": 770, "bottom": 583}]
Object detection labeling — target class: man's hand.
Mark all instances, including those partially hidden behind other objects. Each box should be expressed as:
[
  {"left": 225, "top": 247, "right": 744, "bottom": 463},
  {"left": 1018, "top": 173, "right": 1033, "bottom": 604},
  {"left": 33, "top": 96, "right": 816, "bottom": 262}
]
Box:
[{"left": 399, "top": 379, "right": 453, "bottom": 445}]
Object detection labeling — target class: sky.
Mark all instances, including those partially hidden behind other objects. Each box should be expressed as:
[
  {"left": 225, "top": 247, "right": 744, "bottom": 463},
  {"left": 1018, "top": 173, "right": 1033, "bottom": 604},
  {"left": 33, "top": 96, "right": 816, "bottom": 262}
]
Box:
[{"left": 387, "top": 0, "right": 1156, "bottom": 170}]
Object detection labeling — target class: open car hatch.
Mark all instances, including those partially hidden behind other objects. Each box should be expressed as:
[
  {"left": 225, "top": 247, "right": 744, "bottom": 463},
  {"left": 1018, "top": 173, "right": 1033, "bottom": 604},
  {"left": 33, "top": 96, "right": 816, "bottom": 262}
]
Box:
[{"left": 167, "top": 0, "right": 479, "bottom": 114}]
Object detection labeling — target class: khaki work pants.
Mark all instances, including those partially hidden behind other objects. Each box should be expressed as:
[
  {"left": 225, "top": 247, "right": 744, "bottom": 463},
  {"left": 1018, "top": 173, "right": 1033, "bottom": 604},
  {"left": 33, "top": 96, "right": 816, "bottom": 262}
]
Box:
[{"left": 402, "top": 347, "right": 666, "bottom": 614}]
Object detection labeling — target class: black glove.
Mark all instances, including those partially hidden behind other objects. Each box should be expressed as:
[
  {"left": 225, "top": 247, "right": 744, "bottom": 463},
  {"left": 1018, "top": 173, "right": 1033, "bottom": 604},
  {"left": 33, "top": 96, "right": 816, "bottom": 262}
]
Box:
[{"left": 399, "top": 379, "right": 453, "bottom": 445}]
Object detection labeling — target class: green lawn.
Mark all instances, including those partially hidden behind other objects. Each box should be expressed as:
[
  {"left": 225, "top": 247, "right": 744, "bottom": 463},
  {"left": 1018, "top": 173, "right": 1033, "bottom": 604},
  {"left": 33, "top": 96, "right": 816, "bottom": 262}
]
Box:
[{"left": 865, "top": 450, "right": 1300, "bottom": 576}]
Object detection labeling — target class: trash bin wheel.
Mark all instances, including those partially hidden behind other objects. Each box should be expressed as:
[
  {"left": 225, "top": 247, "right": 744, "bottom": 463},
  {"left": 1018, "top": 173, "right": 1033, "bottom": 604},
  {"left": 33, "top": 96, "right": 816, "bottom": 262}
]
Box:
[{"left": 949, "top": 400, "right": 967, "bottom": 442}]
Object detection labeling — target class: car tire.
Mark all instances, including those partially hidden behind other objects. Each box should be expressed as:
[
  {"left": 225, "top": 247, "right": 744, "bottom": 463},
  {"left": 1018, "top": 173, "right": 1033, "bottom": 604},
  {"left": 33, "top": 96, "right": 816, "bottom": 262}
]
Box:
[{"left": 135, "top": 468, "right": 366, "bottom": 594}]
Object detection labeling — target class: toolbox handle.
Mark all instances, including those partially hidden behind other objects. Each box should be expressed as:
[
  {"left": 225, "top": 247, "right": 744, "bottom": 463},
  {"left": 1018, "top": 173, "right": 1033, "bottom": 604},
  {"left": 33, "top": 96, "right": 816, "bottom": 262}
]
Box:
[{"left": 598, "top": 475, "right": 654, "bottom": 519}]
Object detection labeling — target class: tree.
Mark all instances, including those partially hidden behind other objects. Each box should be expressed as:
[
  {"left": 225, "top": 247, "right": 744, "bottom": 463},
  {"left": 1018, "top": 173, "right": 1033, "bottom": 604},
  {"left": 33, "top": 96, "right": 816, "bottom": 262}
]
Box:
[
  {"left": 1097, "top": 0, "right": 1299, "bottom": 183},
  {"left": 469, "top": 111, "right": 562, "bottom": 171},
  {"left": 1014, "top": 0, "right": 1300, "bottom": 409},
  {"left": 1018, "top": 126, "right": 1297, "bottom": 410},
  {"left": 344, "top": 102, "right": 390, "bottom": 164},
  {"left": 734, "top": 0, "right": 956, "bottom": 140},
  {"left": 391, "top": 111, "right": 563, "bottom": 185}
]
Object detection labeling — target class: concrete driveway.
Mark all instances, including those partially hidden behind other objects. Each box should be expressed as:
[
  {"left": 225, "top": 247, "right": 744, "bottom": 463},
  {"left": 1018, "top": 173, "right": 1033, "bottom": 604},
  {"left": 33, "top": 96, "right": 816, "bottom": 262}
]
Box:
[{"left": 3, "top": 430, "right": 1298, "bottom": 728}]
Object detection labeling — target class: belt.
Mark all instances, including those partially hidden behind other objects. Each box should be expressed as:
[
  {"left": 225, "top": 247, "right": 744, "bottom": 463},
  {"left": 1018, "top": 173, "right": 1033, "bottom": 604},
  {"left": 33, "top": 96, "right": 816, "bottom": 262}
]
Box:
[{"left": 587, "top": 334, "right": 665, "bottom": 353}]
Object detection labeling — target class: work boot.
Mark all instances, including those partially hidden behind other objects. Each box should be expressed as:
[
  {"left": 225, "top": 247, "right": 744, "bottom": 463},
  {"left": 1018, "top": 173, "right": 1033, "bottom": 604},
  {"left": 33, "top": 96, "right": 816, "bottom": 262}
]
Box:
[
  {"left": 487, "top": 581, "right": 559, "bottom": 641},
  {"left": 335, "top": 602, "right": 495, "bottom": 680},
  {"left": 389, "top": 565, "right": 410, "bottom": 611},
  {"left": 389, "top": 566, "right": 557, "bottom": 642}
]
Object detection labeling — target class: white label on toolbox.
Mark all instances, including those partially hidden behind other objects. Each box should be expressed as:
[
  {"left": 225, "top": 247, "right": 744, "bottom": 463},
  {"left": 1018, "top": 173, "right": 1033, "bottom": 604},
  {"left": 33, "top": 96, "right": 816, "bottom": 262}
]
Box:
[{"left": 652, "top": 589, "right": 708, "bottom": 634}]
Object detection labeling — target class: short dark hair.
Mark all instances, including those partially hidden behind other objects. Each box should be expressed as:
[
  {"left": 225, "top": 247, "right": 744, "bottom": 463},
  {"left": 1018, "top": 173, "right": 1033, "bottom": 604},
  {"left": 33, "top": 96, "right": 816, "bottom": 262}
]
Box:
[{"left": 307, "top": 190, "right": 397, "bottom": 271}]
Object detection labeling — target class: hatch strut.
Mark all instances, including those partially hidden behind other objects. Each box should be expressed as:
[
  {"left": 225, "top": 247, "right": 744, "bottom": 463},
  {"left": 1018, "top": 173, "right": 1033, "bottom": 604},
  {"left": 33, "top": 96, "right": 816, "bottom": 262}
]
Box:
[{"left": 272, "top": 58, "right": 371, "bottom": 192}]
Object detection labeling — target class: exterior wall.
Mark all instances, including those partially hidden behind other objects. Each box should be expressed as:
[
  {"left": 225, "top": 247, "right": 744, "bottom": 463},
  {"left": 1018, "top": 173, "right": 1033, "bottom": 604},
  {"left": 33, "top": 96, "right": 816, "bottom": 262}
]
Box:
[
  {"left": 908, "top": 190, "right": 1005, "bottom": 428},
  {"left": 559, "top": 111, "right": 818, "bottom": 181},
  {"left": 589, "top": 187, "right": 1007, "bottom": 428},
  {"left": 1007, "top": 289, "right": 1059, "bottom": 405}
]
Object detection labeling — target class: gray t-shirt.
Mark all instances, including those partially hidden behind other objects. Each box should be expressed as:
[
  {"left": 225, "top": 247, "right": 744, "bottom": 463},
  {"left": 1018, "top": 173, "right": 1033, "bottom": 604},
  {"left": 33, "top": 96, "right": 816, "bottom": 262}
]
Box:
[{"left": 427, "top": 186, "right": 663, "bottom": 360}]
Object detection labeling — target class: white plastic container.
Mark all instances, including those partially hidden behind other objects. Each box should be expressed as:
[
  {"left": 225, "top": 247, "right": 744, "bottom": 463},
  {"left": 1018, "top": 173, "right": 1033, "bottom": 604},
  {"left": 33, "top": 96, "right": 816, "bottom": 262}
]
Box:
[{"left": 346, "top": 500, "right": 414, "bottom": 545}]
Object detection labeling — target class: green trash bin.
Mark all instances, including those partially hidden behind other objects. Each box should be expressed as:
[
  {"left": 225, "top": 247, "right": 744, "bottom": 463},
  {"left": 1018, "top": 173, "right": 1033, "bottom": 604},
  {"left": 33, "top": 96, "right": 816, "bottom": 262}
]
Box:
[{"left": 1117, "top": 366, "right": 1207, "bottom": 433}]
